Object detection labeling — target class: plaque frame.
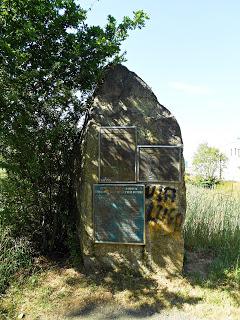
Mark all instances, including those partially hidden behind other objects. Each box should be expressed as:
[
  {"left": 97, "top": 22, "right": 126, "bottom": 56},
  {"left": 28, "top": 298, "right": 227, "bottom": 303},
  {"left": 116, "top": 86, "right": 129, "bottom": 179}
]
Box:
[
  {"left": 137, "top": 145, "right": 183, "bottom": 183},
  {"left": 93, "top": 184, "right": 146, "bottom": 245},
  {"left": 98, "top": 126, "right": 137, "bottom": 184}
]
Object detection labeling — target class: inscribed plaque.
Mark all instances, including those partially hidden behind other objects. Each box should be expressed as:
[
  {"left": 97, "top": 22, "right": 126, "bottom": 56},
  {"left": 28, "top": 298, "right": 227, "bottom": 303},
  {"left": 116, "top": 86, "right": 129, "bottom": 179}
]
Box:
[
  {"left": 99, "top": 127, "right": 136, "bottom": 182},
  {"left": 138, "top": 146, "right": 181, "bottom": 182},
  {"left": 94, "top": 184, "right": 145, "bottom": 244}
]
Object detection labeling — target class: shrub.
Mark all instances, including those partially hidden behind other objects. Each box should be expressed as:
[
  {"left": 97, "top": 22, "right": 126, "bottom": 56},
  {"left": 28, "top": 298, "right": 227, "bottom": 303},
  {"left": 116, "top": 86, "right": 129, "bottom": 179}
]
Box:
[{"left": 186, "top": 175, "right": 220, "bottom": 188}]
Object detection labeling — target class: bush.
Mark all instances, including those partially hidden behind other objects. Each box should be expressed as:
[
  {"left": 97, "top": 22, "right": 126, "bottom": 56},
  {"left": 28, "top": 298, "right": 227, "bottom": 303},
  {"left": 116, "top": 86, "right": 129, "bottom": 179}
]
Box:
[
  {"left": 196, "top": 177, "right": 220, "bottom": 188},
  {"left": 0, "top": 226, "right": 33, "bottom": 293},
  {"left": 186, "top": 175, "right": 220, "bottom": 188}
]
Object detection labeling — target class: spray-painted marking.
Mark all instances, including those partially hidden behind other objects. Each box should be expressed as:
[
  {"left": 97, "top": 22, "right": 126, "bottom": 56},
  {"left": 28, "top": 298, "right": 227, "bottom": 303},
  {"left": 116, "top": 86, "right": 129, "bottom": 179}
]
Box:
[{"left": 145, "top": 185, "right": 183, "bottom": 231}]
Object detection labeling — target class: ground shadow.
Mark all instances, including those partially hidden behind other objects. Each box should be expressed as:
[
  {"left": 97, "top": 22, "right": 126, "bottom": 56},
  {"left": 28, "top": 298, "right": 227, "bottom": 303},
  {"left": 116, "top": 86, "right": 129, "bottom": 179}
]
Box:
[
  {"left": 183, "top": 249, "right": 240, "bottom": 307},
  {"left": 65, "top": 262, "right": 202, "bottom": 319}
]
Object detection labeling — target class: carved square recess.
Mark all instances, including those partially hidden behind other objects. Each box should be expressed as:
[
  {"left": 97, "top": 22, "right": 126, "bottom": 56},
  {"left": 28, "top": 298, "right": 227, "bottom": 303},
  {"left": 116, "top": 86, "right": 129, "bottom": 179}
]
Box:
[
  {"left": 138, "top": 146, "right": 181, "bottom": 183},
  {"left": 99, "top": 127, "right": 137, "bottom": 183}
]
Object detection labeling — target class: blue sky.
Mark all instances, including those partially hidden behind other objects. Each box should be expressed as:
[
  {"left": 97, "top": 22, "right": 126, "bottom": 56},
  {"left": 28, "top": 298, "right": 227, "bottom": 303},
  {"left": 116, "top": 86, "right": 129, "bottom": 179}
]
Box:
[{"left": 81, "top": 0, "right": 240, "bottom": 162}]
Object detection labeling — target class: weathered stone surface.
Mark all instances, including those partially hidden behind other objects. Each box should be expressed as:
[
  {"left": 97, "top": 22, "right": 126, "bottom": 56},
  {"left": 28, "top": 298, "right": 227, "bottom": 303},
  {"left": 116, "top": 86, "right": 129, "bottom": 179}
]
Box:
[{"left": 76, "top": 64, "right": 186, "bottom": 275}]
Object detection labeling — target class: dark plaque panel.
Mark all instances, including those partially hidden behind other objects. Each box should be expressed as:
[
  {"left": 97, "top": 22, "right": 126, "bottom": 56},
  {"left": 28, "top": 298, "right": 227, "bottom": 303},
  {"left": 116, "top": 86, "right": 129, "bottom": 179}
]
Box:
[
  {"left": 94, "top": 184, "right": 145, "bottom": 244},
  {"left": 138, "top": 146, "right": 181, "bottom": 182},
  {"left": 99, "top": 127, "right": 136, "bottom": 182}
]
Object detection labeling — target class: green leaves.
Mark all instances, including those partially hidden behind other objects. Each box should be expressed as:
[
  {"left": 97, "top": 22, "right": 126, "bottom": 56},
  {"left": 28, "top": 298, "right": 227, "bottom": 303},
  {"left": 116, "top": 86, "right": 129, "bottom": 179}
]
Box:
[
  {"left": 0, "top": 0, "right": 148, "bottom": 254},
  {"left": 192, "top": 143, "right": 228, "bottom": 181}
]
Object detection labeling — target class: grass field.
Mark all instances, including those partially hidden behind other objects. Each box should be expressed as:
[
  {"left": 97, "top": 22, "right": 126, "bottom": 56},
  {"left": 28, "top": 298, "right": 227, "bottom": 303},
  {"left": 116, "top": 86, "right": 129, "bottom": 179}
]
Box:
[{"left": 184, "top": 183, "right": 240, "bottom": 284}]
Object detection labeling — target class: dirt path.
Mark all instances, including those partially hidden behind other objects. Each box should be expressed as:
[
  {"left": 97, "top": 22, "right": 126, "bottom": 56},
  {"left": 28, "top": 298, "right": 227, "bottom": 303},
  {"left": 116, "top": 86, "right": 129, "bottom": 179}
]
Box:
[{"left": 62, "top": 302, "right": 199, "bottom": 320}]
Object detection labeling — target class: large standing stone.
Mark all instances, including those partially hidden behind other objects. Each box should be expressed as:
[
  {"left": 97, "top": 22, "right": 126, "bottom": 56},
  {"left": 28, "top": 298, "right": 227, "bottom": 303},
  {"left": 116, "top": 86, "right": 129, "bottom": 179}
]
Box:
[{"left": 76, "top": 64, "right": 186, "bottom": 275}]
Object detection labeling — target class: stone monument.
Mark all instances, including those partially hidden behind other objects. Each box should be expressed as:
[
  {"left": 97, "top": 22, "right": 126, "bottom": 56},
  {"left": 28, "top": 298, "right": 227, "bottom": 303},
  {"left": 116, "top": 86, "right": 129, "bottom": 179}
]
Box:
[{"left": 76, "top": 64, "right": 186, "bottom": 275}]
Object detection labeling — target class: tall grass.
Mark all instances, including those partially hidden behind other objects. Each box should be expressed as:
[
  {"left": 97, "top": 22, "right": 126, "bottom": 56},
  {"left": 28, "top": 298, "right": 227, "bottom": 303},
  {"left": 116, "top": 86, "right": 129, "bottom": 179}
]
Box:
[
  {"left": 184, "top": 184, "right": 240, "bottom": 276},
  {"left": 0, "top": 169, "right": 34, "bottom": 294},
  {"left": 0, "top": 227, "right": 33, "bottom": 294}
]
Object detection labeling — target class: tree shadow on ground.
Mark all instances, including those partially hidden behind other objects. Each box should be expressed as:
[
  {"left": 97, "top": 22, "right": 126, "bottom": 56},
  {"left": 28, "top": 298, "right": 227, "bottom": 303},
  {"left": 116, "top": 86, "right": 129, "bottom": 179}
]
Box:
[
  {"left": 65, "top": 262, "right": 202, "bottom": 319},
  {"left": 183, "top": 249, "right": 240, "bottom": 308}
]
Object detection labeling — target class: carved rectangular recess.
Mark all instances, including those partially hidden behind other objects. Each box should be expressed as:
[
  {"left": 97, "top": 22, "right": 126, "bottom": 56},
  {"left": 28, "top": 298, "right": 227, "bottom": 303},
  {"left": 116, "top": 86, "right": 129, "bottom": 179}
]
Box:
[
  {"left": 93, "top": 184, "right": 145, "bottom": 244},
  {"left": 137, "top": 145, "right": 182, "bottom": 183},
  {"left": 99, "top": 126, "right": 137, "bottom": 183}
]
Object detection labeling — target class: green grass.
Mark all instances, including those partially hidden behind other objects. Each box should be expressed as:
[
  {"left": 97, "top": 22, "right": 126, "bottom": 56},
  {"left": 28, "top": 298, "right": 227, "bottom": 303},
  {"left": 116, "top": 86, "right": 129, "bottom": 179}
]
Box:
[
  {"left": 0, "top": 168, "right": 33, "bottom": 295},
  {"left": 1, "top": 260, "right": 239, "bottom": 320},
  {"left": 0, "top": 226, "right": 33, "bottom": 294},
  {"left": 184, "top": 183, "right": 240, "bottom": 283},
  {"left": 216, "top": 180, "right": 240, "bottom": 195},
  {"left": 0, "top": 168, "right": 6, "bottom": 179}
]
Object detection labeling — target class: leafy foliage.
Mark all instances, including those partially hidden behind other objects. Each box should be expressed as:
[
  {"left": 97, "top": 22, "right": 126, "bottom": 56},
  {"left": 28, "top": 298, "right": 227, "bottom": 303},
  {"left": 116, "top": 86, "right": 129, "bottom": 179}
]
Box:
[
  {"left": 192, "top": 143, "right": 227, "bottom": 187},
  {"left": 0, "top": 0, "right": 148, "bottom": 254}
]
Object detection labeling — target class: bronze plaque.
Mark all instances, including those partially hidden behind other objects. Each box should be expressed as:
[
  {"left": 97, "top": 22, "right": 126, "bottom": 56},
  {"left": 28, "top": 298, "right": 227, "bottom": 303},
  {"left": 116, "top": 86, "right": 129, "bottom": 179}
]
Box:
[
  {"left": 138, "top": 146, "right": 181, "bottom": 182},
  {"left": 93, "top": 184, "right": 145, "bottom": 244},
  {"left": 99, "top": 127, "right": 136, "bottom": 183}
]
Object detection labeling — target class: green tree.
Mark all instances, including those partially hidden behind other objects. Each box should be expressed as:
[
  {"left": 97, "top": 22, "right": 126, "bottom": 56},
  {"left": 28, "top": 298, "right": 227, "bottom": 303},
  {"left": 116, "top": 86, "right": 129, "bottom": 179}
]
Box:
[
  {"left": 192, "top": 143, "right": 227, "bottom": 185},
  {"left": 0, "top": 0, "right": 148, "bottom": 254}
]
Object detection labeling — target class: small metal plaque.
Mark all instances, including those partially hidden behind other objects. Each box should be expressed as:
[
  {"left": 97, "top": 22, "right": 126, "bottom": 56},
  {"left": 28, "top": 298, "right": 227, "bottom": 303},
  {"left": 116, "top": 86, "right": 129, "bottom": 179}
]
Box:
[
  {"left": 99, "top": 127, "right": 137, "bottom": 183},
  {"left": 138, "top": 145, "right": 182, "bottom": 183},
  {"left": 93, "top": 184, "right": 145, "bottom": 244}
]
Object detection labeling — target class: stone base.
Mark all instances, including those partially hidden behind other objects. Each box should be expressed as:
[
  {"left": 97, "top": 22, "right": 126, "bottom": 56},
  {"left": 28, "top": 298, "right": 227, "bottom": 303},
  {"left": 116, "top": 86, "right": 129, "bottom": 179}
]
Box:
[
  {"left": 82, "top": 231, "right": 184, "bottom": 276},
  {"left": 146, "top": 227, "right": 184, "bottom": 275}
]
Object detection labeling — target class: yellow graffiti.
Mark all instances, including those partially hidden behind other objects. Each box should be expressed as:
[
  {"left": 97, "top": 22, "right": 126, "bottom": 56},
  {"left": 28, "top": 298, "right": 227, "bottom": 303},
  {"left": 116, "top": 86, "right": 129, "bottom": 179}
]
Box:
[{"left": 145, "top": 185, "right": 183, "bottom": 235}]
